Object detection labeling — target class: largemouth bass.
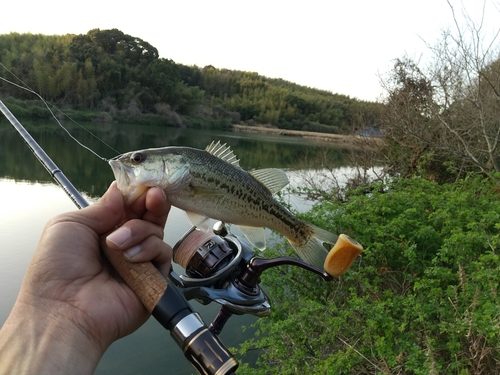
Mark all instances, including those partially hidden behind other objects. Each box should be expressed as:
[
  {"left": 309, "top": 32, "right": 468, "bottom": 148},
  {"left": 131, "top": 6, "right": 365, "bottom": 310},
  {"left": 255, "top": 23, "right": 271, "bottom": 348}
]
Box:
[{"left": 109, "top": 141, "right": 338, "bottom": 269}]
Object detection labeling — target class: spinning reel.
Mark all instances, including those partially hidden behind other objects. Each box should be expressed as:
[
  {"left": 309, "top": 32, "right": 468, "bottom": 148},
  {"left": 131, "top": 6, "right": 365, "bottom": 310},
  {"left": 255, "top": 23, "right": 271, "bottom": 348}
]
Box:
[{"left": 168, "top": 222, "right": 362, "bottom": 335}]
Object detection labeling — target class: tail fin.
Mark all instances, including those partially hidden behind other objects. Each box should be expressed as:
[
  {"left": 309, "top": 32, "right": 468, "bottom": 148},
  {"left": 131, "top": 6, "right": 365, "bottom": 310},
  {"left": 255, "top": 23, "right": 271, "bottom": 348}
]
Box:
[{"left": 288, "top": 224, "right": 338, "bottom": 270}]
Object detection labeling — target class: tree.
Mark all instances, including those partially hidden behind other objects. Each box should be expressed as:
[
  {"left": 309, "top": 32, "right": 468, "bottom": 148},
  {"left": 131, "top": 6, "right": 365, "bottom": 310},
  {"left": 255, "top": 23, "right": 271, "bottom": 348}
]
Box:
[
  {"left": 380, "top": 0, "right": 500, "bottom": 182},
  {"left": 380, "top": 58, "right": 445, "bottom": 179},
  {"left": 140, "top": 58, "right": 180, "bottom": 102},
  {"left": 0, "top": 29, "right": 380, "bottom": 129}
]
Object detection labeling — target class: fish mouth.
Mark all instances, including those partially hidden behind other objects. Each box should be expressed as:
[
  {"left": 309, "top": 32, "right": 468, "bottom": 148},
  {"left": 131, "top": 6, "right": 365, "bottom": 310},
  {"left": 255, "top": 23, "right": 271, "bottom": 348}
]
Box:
[
  {"left": 108, "top": 159, "right": 148, "bottom": 205},
  {"left": 109, "top": 159, "right": 133, "bottom": 191}
]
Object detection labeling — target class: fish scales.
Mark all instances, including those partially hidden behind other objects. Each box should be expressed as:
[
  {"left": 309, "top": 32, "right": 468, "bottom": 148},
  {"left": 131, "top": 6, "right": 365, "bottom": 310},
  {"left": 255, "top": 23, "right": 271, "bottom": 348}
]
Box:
[
  {"left": 109, "top": 142, "right": 338, "bottom": 269},
  {"left": 170, "top": 147, "right": 312, "bottom": 245}
]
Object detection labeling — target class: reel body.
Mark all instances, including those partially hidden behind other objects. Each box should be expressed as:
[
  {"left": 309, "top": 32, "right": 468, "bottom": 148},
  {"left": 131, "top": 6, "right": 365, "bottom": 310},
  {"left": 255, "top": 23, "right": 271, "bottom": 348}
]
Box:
[{"left": 168, "top": 222, "right": 362, "bottom": 333}]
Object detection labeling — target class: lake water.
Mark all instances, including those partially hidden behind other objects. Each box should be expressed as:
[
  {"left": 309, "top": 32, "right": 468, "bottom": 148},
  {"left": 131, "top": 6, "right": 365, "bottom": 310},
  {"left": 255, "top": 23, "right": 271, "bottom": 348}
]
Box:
[{"left": 0, "top": 118, "right": 355, "bottom": 374}]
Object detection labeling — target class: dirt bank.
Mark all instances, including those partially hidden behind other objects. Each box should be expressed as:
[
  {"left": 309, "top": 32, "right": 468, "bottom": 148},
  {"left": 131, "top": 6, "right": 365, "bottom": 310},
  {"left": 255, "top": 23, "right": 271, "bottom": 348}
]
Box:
[{"left": 232, "top": 124, "right": 384, "bottom": 149}]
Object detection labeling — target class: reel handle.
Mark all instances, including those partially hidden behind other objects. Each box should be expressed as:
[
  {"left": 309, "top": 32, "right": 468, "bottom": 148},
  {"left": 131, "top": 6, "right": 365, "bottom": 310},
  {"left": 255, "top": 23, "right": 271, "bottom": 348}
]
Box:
[{"left": 324, "top": 234, "right": 363, "bottom": 277}]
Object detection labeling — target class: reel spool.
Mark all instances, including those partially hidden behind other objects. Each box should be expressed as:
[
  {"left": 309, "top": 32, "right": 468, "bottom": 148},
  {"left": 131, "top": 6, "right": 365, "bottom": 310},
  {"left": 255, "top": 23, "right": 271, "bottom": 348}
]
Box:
[{"left": 172, "top": 224, "right": 244, "bottom": 287}]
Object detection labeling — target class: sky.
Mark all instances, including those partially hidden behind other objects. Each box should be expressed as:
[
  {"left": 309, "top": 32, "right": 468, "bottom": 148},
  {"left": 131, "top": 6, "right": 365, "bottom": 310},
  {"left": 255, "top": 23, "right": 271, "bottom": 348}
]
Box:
[{"left": 1, "top": 0, "right": 498, "bottom": 102}]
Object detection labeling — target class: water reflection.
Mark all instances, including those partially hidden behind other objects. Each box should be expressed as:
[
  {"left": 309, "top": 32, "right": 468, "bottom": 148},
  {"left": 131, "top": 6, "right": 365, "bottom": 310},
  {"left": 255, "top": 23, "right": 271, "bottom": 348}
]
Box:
[{"left": 0, "top": 119, "right": 351, "bottom": 198}]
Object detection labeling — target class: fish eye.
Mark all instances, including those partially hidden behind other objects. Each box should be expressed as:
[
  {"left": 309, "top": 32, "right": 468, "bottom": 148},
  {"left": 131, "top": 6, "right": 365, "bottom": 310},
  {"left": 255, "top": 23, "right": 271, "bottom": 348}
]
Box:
[{"left": 130, "top": 152, "right": 146, "bottom": 164}]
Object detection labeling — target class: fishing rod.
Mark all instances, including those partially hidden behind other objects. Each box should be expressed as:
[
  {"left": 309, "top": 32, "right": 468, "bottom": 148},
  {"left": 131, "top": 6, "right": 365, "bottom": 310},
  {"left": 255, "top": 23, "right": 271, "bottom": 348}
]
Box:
[
  {"left": 0, "top": 99, "right": 239, "bottom": 375},
  {"left": 1, "top": 98, "right": 364, "bottom": 374}
]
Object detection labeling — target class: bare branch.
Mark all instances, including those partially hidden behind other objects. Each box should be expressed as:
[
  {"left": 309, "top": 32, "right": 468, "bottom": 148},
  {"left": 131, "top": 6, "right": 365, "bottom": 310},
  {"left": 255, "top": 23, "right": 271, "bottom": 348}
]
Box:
[{"left": 379, "top": 0, "right": 500, "bottom": 181}]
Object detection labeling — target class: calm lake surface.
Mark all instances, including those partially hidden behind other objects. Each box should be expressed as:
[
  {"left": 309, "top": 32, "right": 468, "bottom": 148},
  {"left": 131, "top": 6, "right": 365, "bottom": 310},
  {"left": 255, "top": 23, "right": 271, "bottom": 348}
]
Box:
[{"left": 0, "top": 118, "right": 355, "bottom": 374}]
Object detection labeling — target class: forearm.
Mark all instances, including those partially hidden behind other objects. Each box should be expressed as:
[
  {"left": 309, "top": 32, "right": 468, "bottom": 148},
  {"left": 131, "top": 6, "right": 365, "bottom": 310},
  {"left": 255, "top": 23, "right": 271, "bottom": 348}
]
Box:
[{"left": 0, "top": 302, "right": 103, "bottom": 375}]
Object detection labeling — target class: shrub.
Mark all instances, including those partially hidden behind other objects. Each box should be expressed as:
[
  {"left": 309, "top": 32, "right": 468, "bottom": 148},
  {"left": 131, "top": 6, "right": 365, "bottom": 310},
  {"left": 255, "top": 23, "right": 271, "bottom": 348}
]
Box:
[{"left": 236, "top": 176, "right": 500, "bottom": 374}]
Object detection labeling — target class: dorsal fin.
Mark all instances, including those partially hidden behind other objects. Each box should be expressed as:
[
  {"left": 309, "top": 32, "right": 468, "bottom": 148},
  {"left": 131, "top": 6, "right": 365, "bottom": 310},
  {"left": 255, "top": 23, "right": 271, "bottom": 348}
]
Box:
[
  {"left": 205, "top": 141, "right": 240, "bottom": 168},
  {"left": 249, "top": 168, "right": 289, "bottom": 194}
]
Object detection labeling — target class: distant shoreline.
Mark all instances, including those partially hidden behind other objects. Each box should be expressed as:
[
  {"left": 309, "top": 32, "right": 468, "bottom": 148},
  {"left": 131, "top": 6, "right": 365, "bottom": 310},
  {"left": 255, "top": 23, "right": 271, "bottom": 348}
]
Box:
[{"left": 231, "top": 124, "right": 383, "bottom": 149}]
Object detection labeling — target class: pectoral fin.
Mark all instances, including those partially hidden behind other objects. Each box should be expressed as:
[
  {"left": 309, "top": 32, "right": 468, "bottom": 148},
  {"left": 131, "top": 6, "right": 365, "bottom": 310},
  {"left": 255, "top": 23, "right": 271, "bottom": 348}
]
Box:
[{"left": 185, "top": 211, "right": 211, "bottom": 232}]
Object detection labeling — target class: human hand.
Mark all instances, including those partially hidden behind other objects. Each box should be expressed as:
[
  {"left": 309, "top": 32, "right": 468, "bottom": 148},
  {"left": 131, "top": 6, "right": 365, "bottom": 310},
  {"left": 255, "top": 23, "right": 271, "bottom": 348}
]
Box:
[{"left": 0, "top": 182, "right": 172, "bottom": 375}]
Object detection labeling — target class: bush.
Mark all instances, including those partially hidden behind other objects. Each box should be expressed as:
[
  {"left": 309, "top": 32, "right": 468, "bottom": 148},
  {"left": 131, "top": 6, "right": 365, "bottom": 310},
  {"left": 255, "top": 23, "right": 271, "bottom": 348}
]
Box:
[
  {"left": 236, "top": 176, "right": 500, "bottom": 374},
  {"left": 1, "top": 97, "right": 40, "bottom": 118}
]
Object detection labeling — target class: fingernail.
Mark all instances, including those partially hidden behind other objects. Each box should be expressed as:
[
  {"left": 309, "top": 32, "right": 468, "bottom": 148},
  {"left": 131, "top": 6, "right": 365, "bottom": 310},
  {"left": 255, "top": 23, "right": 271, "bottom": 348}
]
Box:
[
  {"left": 124, "top": 245, "right": 141, "bottom": 259},
  {"left": 107, "top": 227, "right": 131, "bottom": 247}
]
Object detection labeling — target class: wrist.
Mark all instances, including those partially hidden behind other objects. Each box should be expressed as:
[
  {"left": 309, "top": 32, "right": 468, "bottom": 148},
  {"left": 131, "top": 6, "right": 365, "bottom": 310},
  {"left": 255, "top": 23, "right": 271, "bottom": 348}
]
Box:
[{"left": 0, "top": 298, "right": 104, "bottom": 375}]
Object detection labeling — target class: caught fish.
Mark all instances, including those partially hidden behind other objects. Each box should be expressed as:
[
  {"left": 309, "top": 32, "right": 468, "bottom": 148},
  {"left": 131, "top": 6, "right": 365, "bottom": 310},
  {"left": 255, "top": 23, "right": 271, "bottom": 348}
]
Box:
[{"left": 109, "top": 141, "right": 338, "bottom": 269}]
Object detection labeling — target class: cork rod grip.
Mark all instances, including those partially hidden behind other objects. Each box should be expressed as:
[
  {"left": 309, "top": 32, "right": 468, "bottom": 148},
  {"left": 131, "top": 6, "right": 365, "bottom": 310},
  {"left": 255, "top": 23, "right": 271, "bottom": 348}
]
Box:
[{"left": 101, "top": 238, "right": 168, "bottom": 312}]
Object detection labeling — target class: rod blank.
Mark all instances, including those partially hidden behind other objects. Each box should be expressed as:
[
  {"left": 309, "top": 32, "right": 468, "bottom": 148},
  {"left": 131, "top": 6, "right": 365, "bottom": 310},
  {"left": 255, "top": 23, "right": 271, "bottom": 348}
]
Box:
[{"left": 0, "top": 100, "right": 89, "bottom": 209}]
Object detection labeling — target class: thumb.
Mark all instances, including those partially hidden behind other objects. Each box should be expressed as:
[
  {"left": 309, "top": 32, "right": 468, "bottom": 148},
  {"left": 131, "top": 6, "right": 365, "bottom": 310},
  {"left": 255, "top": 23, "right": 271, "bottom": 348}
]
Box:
[{"left": 75, "top": 181, "right": 125, "bottom": 235}]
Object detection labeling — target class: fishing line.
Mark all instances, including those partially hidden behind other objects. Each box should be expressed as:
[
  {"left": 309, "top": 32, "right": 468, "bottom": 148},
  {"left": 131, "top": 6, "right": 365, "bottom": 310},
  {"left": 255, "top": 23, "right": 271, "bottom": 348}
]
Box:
[{"left": 0, "top": 63, "right": 121, "bottom": 161}]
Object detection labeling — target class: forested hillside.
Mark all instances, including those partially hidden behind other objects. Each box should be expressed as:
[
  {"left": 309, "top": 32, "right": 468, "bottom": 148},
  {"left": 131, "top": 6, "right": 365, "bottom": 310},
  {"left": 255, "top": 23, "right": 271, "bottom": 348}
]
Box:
[{"left": 0, "top": 29, "right": 380, "bottom": 132}]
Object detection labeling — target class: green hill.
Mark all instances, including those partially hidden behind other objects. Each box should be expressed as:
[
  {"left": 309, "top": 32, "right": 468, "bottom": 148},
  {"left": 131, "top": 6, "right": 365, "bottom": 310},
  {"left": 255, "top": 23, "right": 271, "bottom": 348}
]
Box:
[{"left": 0, "top": 28, "right": 381, "bottom": 132}]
